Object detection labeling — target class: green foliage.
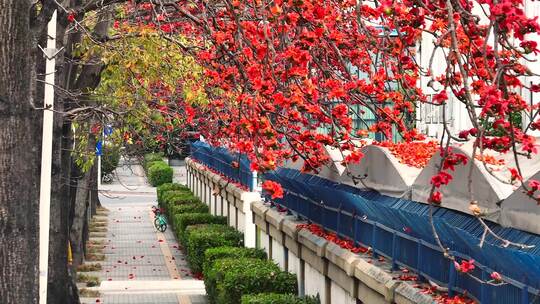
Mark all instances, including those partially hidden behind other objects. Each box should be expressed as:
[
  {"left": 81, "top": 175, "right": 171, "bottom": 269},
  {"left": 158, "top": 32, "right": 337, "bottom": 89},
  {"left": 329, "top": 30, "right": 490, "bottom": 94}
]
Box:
[
  {"left": 94, "top": 30, "right": 209, "bottom": 159},
  {"left": 72, "top": 122, "right": 96, "bottom": 173},
  {"left": 162, "top": 191, "right": 201, "bottom": 214},
  {"left": 174, "top": 213, "right": 227, "bottom": 243},
  {"left": 241, "top": 293, "right": 320, "bottom": 304},
  {"left": 144, "top": 153, "right": 164, "bottom": 170},
  {"left": 185, "top": 224, "right": 243, "bottom": 274},
  {"left": 147, "top": 161, "right": 173, "bottom": 186},
  {"left": 161, "top": 190, "right": 194, "bottom": 206},
  {"left": 167, "top": 194, "right": 200, "bottom": 208},
  {"left": 203, "top": 246, "right": 267, "bottom": 275},
  {"left": 171, "top": 204, "right": 209, "bottom": 220},
  {"left": 157, "top": 183, "right": 190, "bottom": 204},
  {"left": 204, "top": 258, "right": 297, "bottom": 304},
  {"left": 101, "top": 144, "right": 121, "bottom": 177}
]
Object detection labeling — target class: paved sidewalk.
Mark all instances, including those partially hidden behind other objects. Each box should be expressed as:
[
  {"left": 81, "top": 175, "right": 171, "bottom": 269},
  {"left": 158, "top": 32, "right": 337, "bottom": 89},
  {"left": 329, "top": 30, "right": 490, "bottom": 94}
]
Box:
[{"left": 81, "top": 160, "right": 206, "bottom": 304}]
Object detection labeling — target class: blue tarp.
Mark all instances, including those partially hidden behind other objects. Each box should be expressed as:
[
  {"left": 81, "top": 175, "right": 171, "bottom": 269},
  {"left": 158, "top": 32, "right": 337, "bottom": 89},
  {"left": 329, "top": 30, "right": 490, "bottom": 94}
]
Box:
[
  {"left": 264, "top": 168, "right": 540, "bottom": 303},
  {"left": 190, "top": 141, "right": 253, "bottom": 190},
  {"left": 190, "top": 143, "right": 540, "bottom": 303}
]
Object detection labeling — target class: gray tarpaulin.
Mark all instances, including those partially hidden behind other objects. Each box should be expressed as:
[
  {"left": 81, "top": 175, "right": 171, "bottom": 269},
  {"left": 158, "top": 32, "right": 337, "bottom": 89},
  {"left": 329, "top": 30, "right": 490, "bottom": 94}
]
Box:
[
  {"left": 411, "top": 140, "right": 540, "bottom": 235},
  {"left": 501, "top": 171, "right": 540, "bottom": 235},
  {"left": 282, "top": 139, "right": 540, "bottom": 235},
  {"left": 341, "top": 145, "right": 421, "bottom": 198}
]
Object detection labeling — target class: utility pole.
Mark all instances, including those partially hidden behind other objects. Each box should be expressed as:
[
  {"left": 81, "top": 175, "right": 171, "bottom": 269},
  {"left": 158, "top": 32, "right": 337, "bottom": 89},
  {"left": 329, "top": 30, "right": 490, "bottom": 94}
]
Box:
[{"left": 39, "top": 10, "right": 57, "bottom": 304}]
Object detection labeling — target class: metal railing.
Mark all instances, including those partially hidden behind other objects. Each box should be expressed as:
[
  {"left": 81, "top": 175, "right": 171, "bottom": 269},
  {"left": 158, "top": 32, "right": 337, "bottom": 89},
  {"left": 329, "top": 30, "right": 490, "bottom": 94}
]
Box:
[{"left": 189, "top": 141, "right": 256, "bottom": 191}]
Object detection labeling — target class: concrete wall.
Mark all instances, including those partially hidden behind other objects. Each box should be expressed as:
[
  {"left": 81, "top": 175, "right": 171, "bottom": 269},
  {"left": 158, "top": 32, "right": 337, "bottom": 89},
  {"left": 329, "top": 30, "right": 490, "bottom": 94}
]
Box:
[
  {"left": 186, "top": 158, "right": 436, "bottom": 304},
  {"left": 186, "top": 158, "right": 258, "bottom": 248}
]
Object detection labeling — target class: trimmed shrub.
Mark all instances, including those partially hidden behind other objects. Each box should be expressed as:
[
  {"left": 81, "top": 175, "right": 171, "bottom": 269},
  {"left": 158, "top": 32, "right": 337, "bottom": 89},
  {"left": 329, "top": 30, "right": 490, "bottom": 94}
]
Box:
[
  {"left": 203, "top": 246, "right": 266, "bottom": 275},
  {"left": 148, "top": 162, "right": 173, "bottom": 186},
  {"left": 185, "top": 224, "right": 243, "bottom": 274},
  {"left": 174, "top": 213, "right": 227, "bottom": 243},
  {"left": 167, "top": 194, "right": 200, "bottom": 209},
  {"left": 161, "top": 191, "right": 198, "bottom": 210},
  {"left": 171, "top": 203, "right": 209, "bottom": 218},
  {"left": 204, "top": 258, "right": 297, "bottom": 304},
  {"left": 143, "top": 152, "right": 164, "bottom": 169},
  {"left": 241, "top": 293, "right": 320, "bottom": 304},
  {"left": 157, "top": 183, "right": 190, "bottom": 204},
  {"left": 101, "top": 145, "right": 120, "bottom": 178}
]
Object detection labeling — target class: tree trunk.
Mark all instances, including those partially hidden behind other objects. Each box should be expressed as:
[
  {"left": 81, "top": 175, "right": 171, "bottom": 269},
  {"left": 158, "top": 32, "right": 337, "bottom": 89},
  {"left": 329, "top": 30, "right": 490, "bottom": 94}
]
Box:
[
  {"left": 89, "top": 162, "right": 100, "bottom": 216},
  {"left": 69, "top": 153, "right": 93, "bottom": 268},
  {"left": 0, "top": 0, "right": 40, "bottom": 302}
]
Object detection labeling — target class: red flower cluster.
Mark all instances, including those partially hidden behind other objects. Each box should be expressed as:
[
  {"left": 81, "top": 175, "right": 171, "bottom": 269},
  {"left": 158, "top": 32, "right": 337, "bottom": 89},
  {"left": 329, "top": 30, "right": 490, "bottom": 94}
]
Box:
[
  {"left": 431, "top": 172, "right": 453, "bottom": 188},
  {"left": 377, "top": 141, "right": 438, "bottom": 168},
  {"left": 67, "top": 12, "right": 76, "bottom": 23},
  {"left": 118, "top": 0, "right": 540, "bottom": 211},
  {"left": 454, "top": 259, "right": 475, "bottom": 274},
  {"left": 474, "top": 154, "right": 505, "bottom": 166},
  {"left": 526, "top": 180, "right": 540, "bottom": 204},
  {"left": 262, "top": 180, "right": 284, "bottom": 199},
  {"left": 296, "top": 224, "right": 369, "bottom": 254}
]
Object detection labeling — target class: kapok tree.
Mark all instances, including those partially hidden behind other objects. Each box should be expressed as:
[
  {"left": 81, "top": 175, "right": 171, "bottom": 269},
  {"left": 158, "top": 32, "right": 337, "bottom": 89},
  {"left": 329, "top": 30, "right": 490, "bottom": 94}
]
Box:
[
  {"left": 61, "top": 0, "right": 540, "bottom": 290},
  {"left": 117, "top": 0, "right": 540, "bottom": 286}
]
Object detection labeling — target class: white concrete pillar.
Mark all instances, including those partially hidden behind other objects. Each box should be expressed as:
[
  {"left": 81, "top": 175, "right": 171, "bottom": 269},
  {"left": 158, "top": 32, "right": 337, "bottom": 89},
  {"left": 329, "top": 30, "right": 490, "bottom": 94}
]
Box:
[{"left": 241, "top": 192, "right": 260, "bottom": 248}]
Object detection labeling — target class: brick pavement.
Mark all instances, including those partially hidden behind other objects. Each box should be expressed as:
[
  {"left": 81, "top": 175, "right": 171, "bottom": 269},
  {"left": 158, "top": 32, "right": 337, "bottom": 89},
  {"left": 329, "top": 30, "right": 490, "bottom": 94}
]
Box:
[{"left": 81, "top": 161, "right": 206, "bottom": 304}]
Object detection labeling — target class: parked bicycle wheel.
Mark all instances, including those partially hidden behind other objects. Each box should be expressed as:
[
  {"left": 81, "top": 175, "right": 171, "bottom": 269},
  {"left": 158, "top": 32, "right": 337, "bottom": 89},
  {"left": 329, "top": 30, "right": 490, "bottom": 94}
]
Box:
[{"left": 157, "top": 222, "right": 167, "bottom": 232}]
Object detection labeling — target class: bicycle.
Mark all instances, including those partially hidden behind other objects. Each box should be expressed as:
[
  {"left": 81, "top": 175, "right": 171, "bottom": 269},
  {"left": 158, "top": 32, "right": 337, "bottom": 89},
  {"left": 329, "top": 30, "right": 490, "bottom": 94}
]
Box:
[{"left": 152, "top": 205, "right": 167, "bottom": 232}]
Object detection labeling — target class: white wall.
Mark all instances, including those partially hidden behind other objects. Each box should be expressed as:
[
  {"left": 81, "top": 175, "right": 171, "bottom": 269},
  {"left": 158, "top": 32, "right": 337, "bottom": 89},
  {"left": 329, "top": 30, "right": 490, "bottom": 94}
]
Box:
[
  {"left": 304, "top": 263, "right": 328, "bottom": 304},
  {"left": 331, "top": 281, "right": 356, "bottom": 304}
]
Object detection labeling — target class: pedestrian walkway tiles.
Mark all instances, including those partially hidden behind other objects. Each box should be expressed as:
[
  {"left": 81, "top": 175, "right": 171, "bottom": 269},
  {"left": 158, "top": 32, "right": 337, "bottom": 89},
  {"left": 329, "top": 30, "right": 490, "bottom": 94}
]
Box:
[{"left": 80, "top": 163, "right": 206, "bottom": 304}]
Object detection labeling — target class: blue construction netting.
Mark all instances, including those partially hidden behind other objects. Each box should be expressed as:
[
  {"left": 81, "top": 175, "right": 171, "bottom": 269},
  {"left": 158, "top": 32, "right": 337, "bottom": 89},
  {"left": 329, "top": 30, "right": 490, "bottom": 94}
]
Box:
[
  {"left": 264, "top": 168, "right": 540, "bottom": 304},
  {"left": 188, "top": 144, "right": 540, "bottom": 303},
  {"left": 189, "top": 141, "right": 254, "bottom": 190}
]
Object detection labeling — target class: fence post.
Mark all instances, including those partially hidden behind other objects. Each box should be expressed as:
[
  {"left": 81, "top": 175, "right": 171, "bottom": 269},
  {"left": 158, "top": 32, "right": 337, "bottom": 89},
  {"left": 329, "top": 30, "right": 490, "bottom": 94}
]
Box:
[
  {"left": 417, "top": 241, "right": 423, "bottom": 280},
  {"left": 371, "top": 224, "right": 378, "bottom": 258},
  {"left": 187, "top": 166, "right": 190, "bottom": 188},
  {"left": 448, "top": 255, "right": 457, "bottom": 297},
  {"left": 391, "top": 232, "right": 398, "bottom": 271},
  {"left": 481, "top": 269, "right": 488, "bottom": 303},
  {"left": 251, "top": 170, "right": 258, "bottom": 192},
  {"left": 521, "top": 280, "right": 529, "bottom": 304},
  {"left": 353, "top": 213, "right": 358, "bottom": 246},
  {"left": 336, "top": 204, "right": 342, "bottom": 237}
]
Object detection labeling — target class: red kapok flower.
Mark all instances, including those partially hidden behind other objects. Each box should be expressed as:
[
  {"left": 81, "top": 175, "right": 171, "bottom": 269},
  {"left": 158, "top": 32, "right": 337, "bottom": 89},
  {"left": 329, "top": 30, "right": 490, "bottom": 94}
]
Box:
[
  {"left": 429, "top": 191, "right": 442, "bottom": 204},
  {"left": 431, "top": 171, "right": 453, "bottom": 188},
  {"left": 67, "top": 12, "right": 76, "bottom": 23},
  {"left": 509, "top": 168, "right": 522, "bottom": 182},
  {"left": 262, "top": 180, "right": 284, "bottom": 199},
  {"left": 490, "top": 271, "right": 502, "bottom": 282},
  {"left": 529, "top": 179, "right": 540, "bottom": 191},
  {"left": 454, "top": 259, "right": 475, "bottom": 273}
]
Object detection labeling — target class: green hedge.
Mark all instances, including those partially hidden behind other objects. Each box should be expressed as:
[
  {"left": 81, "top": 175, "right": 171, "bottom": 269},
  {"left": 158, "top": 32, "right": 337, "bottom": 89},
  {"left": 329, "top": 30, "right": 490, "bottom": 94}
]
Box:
[
  {"left": 174, "top": 213, "right": 227, "bottom": 244},
  {"left": 162, "top": 191, "right": 199, "bottom": 210},
  {"left": 170, "top": 203, "right": 209, "bottom": 220},
  {"left": 157, "top": 183, "right": 191, "bottom": 204},
  {"left": 205, "top": 258, "right": 297, "bottom": 304},
  {"left": 101, "top": 145, "right": 121, "bottom": 178},
  {"left": 148, "top": 162, "right": 173, "bottom": 186},
  {"left": 185, "top": 224, "right": 243, "bottom": 274},
  {"left": 167, "top": 194, "right": 200, "bottom": 209},
  {"left": 241, "top": 293, "right": 320, "bottom": 304},
  {"left": 143, "top": 152, "right": 164, "bottom": 169},
  {"left": 203, "top": 246, "right": 267, "bottom": 275}
]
